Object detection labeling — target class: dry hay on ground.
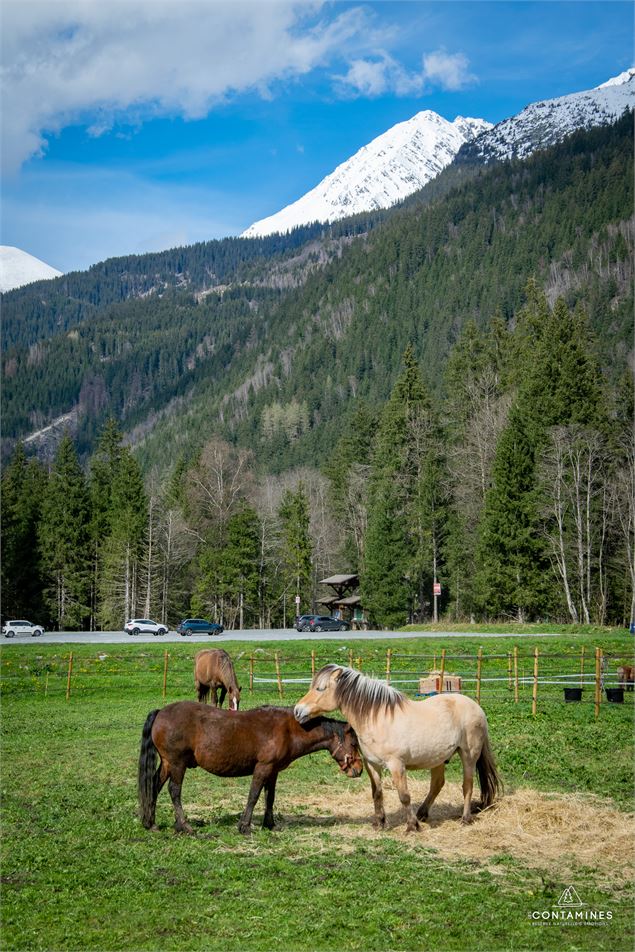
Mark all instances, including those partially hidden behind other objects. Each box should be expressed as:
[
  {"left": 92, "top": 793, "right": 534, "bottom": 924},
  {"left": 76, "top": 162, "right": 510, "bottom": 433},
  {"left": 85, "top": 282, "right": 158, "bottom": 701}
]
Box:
[{"left": 274, "top": 779, "right": 635, "bottom": 881}]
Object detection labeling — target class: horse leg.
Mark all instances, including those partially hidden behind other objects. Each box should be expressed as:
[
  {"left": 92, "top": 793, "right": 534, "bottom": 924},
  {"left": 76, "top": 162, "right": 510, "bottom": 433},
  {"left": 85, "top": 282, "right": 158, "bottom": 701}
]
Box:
[
  {"left": 365, "top": 760, "right": 386, "bottom": 830},
  {"left": 211, "top": 687, "right": 219, "bottom": 708},
  {"left": 389, "top": 761, "right": 419, "bottom": 833},
  {"left": 459, "top": 750, "right": 475, "bottom": 825},
  {"left": 417, "top": 764, "right": 445, "bottom": 822},
  {"left": 238, "top": 765, "right": 271, "bottom": 835},
  {"left": 262, "top": 773, "right": 279, "bottom": 830},
  {"left": 218, "top": 686, "right": 227, "bottom": 708},
  {"left": 167, "top": 764, "right": 193, "bottom": 834}
]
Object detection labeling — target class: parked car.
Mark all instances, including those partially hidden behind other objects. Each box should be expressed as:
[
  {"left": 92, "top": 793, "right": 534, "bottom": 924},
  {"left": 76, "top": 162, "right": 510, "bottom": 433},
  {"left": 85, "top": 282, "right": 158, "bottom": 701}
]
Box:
[
  {"left": 2, "top": 619, "right": 44, "bottom": 638},
  {"left": 295, "top": 614, "right": 314, "bottom": 632},
  {"left": 298, "top": 615, "right": 349, "bottom": 633},
  {"left": 177, "top": 618, "right": 224, "bottom": 636},
  {"left": 124, "top": 618, "right": 168, "bottom": 636}
]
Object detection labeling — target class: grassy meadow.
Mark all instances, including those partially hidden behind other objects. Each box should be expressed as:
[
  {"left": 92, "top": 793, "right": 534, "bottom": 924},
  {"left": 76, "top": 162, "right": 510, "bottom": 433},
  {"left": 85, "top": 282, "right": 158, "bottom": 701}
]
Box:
[{"left": 1, "top": 631, "right": 633, "bottom": 951}]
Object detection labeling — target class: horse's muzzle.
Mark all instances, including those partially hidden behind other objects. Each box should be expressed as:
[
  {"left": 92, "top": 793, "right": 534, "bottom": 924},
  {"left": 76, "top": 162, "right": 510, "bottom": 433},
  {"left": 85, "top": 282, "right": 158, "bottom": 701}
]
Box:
[{"left": 293, "top": 704, "right": 310, "bottom": 723}]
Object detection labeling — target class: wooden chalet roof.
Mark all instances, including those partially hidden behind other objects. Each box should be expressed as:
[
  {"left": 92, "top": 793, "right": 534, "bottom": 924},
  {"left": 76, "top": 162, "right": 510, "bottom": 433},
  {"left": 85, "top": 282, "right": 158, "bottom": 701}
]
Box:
[{"left": 320, "top": 574, "right": 359, "bottom": 586}]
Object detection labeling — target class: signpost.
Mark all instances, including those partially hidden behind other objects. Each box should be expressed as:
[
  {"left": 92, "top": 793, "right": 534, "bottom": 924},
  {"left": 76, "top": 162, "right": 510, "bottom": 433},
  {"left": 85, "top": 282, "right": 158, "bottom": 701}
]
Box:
[{"left": 433, "top": 581, "right": 441, "bottom": 623}]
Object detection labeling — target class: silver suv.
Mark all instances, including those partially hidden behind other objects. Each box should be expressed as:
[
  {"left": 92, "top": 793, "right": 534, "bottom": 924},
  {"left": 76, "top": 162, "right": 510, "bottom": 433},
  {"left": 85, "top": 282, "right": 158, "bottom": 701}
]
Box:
[{"left": 2, "top": 620, "right": 44, "bottom": 638}]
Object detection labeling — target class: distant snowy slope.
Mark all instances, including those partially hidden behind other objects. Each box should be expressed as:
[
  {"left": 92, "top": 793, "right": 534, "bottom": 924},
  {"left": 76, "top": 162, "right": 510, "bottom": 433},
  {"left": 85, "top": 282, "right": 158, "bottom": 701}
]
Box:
[
  {"left": 242, "top": 112, "right": 491, "bottom": 237},
  {"left": 0, "top": 246, "right": 62, "bottom": 292},
  {"left": 461, "top": 68, "right": 635, "bottom": 164}
]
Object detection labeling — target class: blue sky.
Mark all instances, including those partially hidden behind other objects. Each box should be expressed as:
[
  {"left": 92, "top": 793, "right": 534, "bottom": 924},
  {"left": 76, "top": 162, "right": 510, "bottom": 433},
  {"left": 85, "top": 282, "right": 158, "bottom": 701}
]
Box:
[{"left": 1, "top": 1, "right": 632, "bottom": 273}]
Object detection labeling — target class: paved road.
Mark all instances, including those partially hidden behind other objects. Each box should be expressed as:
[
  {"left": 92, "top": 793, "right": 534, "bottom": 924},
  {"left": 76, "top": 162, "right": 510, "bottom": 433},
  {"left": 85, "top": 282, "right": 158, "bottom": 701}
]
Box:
[{"left": 1, "top": 628, "right": 563, "bottom": 645}]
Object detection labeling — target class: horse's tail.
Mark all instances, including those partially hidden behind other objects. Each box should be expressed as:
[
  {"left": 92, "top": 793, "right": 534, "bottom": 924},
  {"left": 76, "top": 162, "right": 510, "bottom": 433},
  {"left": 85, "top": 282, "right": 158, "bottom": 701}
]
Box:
[
  {"left": 476, "top": 732, "right": 501, "bottom": 809},
  {"left": 138, "top": 709, "right": 160, "bottom": 828}
]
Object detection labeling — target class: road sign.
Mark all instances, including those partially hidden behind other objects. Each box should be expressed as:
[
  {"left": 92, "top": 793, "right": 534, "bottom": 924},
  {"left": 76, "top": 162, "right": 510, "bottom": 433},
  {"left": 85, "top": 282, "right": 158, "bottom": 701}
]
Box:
[
  {"left": 433, "top": 582, "right": 441, "bottom": 596},
  {"left": 294, "top": 595, "right": 301, "bottom": 605}
]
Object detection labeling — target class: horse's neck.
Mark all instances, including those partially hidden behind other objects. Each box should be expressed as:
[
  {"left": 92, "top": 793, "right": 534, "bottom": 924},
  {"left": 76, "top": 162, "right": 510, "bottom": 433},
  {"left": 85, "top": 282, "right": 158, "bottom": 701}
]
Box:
[{"left": 291, "top": 723, "right": 334, "bottom": 759}]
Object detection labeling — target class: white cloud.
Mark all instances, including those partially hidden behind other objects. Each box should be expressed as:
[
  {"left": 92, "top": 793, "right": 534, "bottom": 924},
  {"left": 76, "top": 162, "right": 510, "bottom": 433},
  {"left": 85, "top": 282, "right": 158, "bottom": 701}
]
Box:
[
  {"left": 422, "top": 49, "right": 476, "bottom": 91},
  {"left": 0, "top": 1, "right": 372, "bottom": 172},
  {"left": 335, "top": 53, "right": 425, "bottom": 98},
  {"left": 335, "top": 47, "right": 476, "bottom": 99}
]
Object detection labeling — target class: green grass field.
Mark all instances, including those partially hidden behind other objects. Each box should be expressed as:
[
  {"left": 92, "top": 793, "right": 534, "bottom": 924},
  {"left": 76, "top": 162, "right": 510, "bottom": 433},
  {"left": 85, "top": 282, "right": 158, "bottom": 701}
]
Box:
[{"left": 1, "top": 632, "right": 633, "bottom": 951}]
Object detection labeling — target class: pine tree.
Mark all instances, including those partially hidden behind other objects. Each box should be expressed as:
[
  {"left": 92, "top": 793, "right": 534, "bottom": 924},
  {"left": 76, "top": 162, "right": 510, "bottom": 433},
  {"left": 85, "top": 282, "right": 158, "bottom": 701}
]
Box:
[
  {"left": 1, "top": 443, "right": 47, "bottom": 619},
  {"left": 97, "top": 447, "right": 147, "bottom": 628},
  {"left": 278, "top": 484, "right": 312, "bottom": 618},
  {"left": 38, "top": 434, "right": 92, "bottom": 629},
  {"left": 474, "top": 405, "right": 549, "bottom": 621}
]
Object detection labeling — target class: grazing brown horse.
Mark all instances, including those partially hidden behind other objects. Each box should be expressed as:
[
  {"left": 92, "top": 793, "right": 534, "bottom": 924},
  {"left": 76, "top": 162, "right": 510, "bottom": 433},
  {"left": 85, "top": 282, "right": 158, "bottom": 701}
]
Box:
[
  {"left": 295, "top": 664, "right": 501, "bottom": 832},
  {"left": 617, "top": 664, "right": 634, "bottom": 691},
  {"left": 138, "top": 702, "right": 363, "bottom": 834},
  {"left": 194, "top": 649, "right": 241, "bottom": 710}
]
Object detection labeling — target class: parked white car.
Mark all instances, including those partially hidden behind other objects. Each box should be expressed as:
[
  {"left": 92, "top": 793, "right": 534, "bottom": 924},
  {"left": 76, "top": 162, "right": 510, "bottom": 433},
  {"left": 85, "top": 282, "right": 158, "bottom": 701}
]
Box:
[
  {"left": 124, "top": 618, "right": 168, "bottom": 636},
  {"left": 2, "top": 620, "right": 44, "bottom": 638}
]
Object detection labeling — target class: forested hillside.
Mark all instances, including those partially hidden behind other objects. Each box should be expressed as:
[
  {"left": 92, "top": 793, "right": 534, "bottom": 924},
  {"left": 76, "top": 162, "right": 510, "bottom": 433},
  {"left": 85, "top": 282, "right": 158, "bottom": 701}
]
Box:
[{"left": 2, "top": 114, "right": 631, "bottom": 472}]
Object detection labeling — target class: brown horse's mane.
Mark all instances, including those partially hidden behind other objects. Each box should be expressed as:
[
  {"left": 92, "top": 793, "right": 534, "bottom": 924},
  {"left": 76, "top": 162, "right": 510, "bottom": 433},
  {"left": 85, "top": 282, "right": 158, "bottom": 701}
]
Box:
[
  {"left": 215, "top": 649, "right": 239, "bottom": 688},
  {"left": 314, "top": 664, "right": 405, "bottom": 720}
]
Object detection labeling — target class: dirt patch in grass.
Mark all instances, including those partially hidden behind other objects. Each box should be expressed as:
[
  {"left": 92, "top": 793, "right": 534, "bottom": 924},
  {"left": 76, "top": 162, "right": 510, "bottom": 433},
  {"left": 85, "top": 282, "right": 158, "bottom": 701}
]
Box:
[{"left": 268, "top": 779, "right": 635, "bottom": 882}]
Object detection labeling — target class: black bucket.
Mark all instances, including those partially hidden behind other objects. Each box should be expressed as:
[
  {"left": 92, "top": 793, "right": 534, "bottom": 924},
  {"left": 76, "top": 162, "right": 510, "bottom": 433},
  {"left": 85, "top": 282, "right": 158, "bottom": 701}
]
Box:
[
  {"left": 605, "top": 687, "right": 624, "bottom": 704},
  {"left": 563, "top": 687, "right": 582, "bottom": 702}
]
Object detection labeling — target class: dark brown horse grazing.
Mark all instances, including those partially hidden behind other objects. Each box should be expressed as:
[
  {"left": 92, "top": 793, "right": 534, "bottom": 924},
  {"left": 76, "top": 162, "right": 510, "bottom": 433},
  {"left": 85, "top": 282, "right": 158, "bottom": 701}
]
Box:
[
  {"left": 194, "top": 649, "right": 241, "bottom": 710},
  {"left": 138, "top": 702, "right": 363, "bottom": 834},
  {"left": 617, "top": 664, "right": 634, "bottom": 691}
]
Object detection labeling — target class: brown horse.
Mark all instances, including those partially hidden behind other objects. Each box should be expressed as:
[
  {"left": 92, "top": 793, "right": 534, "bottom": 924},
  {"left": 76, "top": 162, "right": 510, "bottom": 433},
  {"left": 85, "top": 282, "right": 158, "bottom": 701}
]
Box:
[
  {"left": 194, "top": 649, "right": 241, "bottom": 710},
  {"left": 138, "top": 702, "right": 363, "bottom": 834},
  {"left": 617, "top": 664, "right": 634, "bottom": 691},
  {"left": 295, "top": 664, "right": 500, "bottom": 833}
]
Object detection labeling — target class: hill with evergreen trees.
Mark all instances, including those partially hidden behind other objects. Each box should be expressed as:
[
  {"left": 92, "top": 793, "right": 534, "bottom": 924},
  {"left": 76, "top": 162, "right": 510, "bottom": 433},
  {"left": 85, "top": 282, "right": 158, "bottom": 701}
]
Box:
[{"left": 1, "top": 113, "right": 632, "bottom": 473}]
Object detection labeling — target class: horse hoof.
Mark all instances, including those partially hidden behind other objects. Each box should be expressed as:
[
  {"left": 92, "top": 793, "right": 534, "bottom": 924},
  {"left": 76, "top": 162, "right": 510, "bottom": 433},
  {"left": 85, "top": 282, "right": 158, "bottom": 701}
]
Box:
[
  {"left": 175, "top": 822, "right": 194, "bottom": 834},
  {"left": 461, "top": 815, "right": 474, "bottom": 826},
  {"left": 406, "top": 821, "right": 421, "bottom": 833},
  {"left": 371, "top": 817, "right": 386, "bottom": 830},
  {"left": 238, "top": 824, "right": 252, "bottom": 836}
]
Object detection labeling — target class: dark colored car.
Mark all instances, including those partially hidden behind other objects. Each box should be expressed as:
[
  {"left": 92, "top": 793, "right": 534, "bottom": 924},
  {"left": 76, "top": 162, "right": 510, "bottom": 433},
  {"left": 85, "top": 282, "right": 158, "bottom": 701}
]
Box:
[
  {"left": 298, "top": 615, "right": 349, "bottom": 633},
  {"left": 177, "top": 618, "right": 224, "bottom": 636}
]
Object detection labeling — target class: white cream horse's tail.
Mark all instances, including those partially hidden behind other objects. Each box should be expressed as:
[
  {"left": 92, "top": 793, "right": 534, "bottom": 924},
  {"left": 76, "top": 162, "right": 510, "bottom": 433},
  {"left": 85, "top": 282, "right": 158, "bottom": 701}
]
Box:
[{"left": 476, "top": 732, "right": 501, "bottom": 809}]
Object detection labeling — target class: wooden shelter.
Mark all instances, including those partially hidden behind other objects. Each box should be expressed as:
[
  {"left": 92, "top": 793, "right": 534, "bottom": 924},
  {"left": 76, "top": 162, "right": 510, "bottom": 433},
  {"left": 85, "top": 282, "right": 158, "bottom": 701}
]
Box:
[{"left": 318, "top": 574, "right": 367, "bottom": 629}]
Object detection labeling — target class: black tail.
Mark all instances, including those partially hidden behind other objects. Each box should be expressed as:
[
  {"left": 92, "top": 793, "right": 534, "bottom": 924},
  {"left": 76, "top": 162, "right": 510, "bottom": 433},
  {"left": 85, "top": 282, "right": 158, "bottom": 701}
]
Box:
[
  {"left": 476, "top": 733, "right": 502, "bottom": 809},
  {"left": 138, "top": 709, "right": 160, "bottom": 828}
]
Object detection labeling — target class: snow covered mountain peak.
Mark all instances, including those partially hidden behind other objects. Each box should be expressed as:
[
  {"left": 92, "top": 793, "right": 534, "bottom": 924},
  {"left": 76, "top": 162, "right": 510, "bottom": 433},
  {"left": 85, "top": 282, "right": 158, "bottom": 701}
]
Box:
[
  {"left": 0, "top": 246, "right": 62, "bottom": 292},
  {"left": 242, "top": 111, "right": 492, "bottom": 238},
  {"left": 597, "top": 67, "right": 635, "bottom": 88},
  {"left": 461, "top": 69, "right": 635, "bottom": 165}
]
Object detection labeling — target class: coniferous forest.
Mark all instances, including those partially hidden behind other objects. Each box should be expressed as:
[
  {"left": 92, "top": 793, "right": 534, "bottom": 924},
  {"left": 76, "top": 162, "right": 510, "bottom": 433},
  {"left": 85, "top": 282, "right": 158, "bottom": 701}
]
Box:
[{"left": 1, "top": 114, "right": 633, "bottom": 629}]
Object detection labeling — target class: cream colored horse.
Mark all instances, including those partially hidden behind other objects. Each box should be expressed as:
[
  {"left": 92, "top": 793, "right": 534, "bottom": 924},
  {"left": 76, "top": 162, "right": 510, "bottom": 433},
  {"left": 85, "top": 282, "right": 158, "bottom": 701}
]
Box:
[{"left": 294, "top": 664, "right": 500, "bottom": 832}]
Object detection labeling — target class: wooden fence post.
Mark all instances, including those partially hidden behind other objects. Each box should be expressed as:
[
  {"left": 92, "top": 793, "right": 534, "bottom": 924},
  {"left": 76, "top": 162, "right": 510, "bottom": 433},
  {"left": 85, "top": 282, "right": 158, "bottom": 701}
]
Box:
[
  {"left": 249, "top": 654, "right": 254, "bottom": 693},
  {"left": 532, "top": 647, "right": 539, "bottom": 716},
  {"left": 355, "top": 657, "right": 362, "bottom": 671},
  {"left": 507, "top": 652, "right": 512, "bottom": 691},
  {"left": 311, "top": 649, "right": 316, "bottom": 679},
  {"left": 594, "top": 647, "right": 601, "bottom": 718},
  {"left": 476, "top": 647, "right": 482, "bottom": 705},
  {"left": 162, "top": 650, "right": 169, "bottom": 702},
  {"left": 580, "top": 646, "right": 585, "bottom": 689},
  {"left": 513, "top": 646, "right": 519, "bottom": 703},
  {"left": 275, "top": 652, "right": 284, "bottom": 698},
  {"left": 349, "top": 649, "right": 353, "bottom": 669},
  {"left": 386, "top": 648, "right": 392, "bottom": 685},
  {"left": 439, "top": 648, "right": 446, "bottom": 692},
  {"left": 66, "top": 652, "right": 73, "bottom": 702}
]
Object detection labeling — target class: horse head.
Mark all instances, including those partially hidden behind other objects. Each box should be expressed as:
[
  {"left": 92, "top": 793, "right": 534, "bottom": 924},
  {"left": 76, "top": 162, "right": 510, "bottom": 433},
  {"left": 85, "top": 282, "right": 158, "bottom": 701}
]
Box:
[
  {"left": 331, "top": 723, "right": 363, "bottom": 778},
  {"left": 228, "top": 684, "right": 241, "bottom": 711},
  {"left": 294, "top": 665, "right": 342, "bottom": 722}
]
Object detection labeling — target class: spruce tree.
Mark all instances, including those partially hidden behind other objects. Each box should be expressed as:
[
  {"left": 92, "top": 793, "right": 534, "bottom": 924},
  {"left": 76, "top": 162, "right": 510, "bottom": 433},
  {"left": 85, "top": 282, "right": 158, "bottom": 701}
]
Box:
[
  {"left": 278, "top": 484, "right": 312, "bottom": 618},
  {"left": 38, "top": 434, "right": 92, "bottom": 629},
  {"left": 1, "top": 443, "right": 47, "bottom": 619}
]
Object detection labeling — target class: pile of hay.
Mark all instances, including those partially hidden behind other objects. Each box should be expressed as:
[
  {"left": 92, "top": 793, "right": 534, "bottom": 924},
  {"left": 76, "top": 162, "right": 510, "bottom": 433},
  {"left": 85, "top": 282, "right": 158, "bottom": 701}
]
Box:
[{"left": 282, "top": 779, "right": 635, "bottom": 880}]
